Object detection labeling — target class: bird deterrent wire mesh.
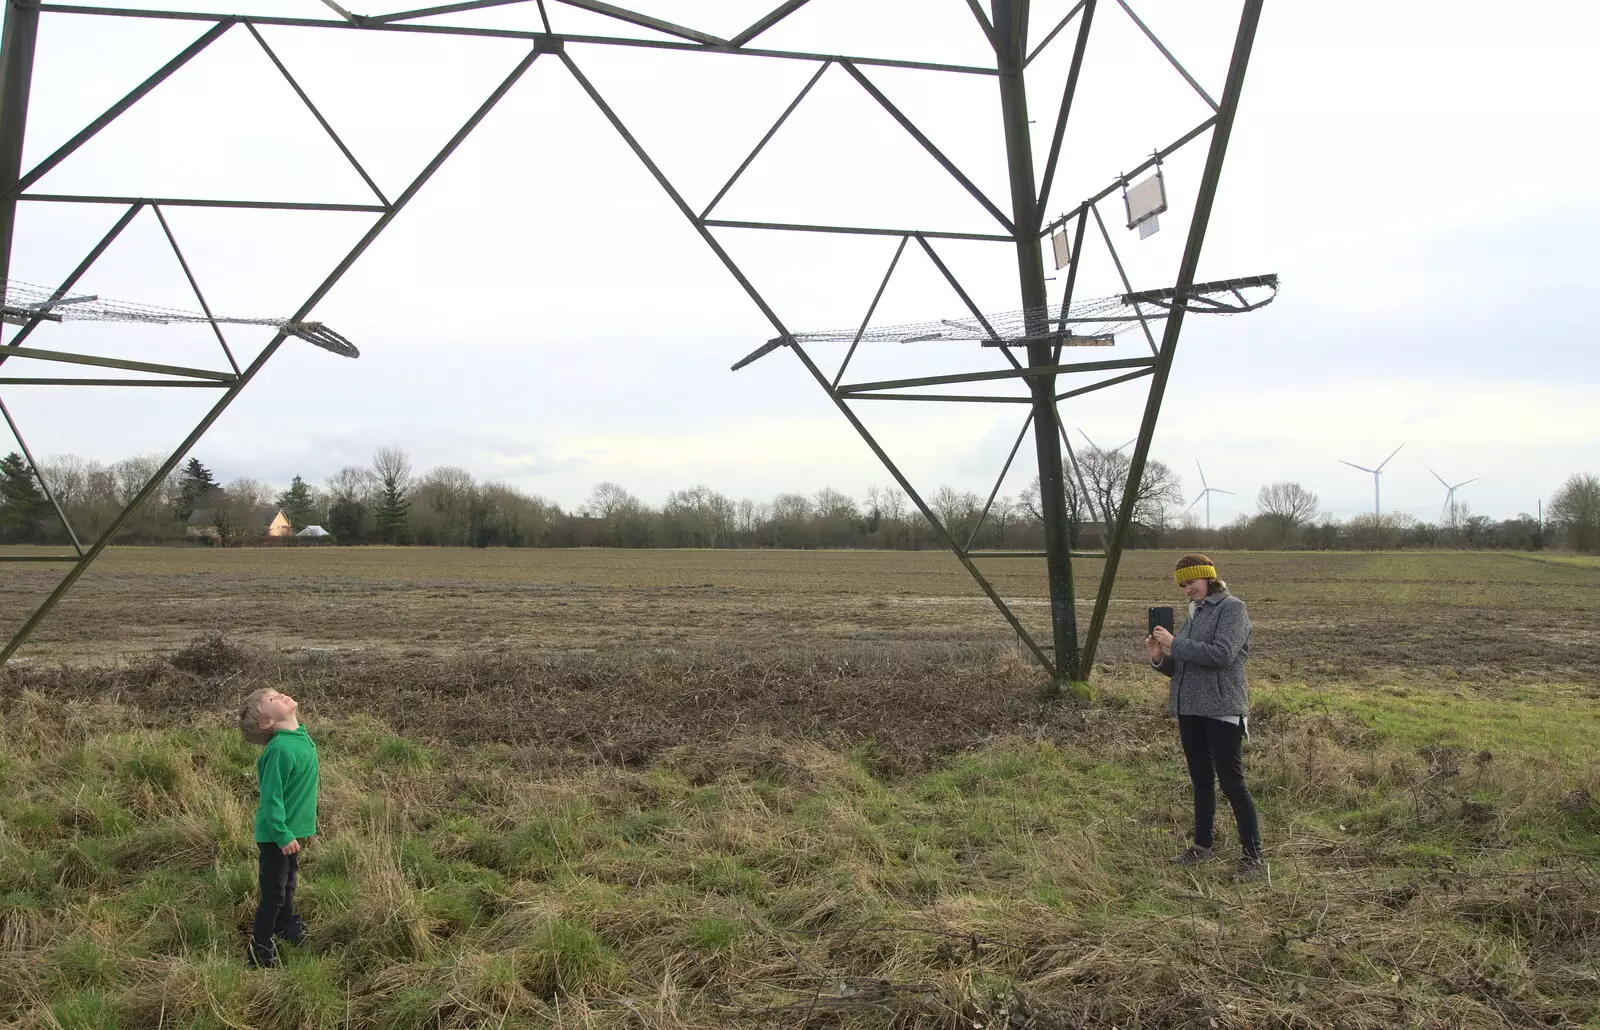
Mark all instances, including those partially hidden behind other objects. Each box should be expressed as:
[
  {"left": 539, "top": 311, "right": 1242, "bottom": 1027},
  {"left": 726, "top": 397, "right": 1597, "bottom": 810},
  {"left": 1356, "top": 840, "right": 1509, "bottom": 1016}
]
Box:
[
  {"left": 1, "top": 279, "right": 360, "bottom": 358},
  {"left": 732, "top": 275, "right": 1277, "bottom": 370}
]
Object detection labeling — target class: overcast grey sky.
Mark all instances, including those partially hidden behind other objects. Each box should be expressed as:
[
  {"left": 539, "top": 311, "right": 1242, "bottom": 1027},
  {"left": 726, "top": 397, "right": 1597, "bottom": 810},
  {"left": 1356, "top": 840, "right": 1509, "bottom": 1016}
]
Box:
[{"left": 3, "top": 0, "right": 1595, "bottom": 524}]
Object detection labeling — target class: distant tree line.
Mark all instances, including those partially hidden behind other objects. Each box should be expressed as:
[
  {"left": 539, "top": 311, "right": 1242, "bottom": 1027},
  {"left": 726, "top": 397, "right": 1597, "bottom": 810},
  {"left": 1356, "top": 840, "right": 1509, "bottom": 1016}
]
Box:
[
  {"left": 0, "top": 446, "right": 1596, "bottom": 554},
  {"left": 1177, "top": 482, "right": 1566, "bottom": 553}
]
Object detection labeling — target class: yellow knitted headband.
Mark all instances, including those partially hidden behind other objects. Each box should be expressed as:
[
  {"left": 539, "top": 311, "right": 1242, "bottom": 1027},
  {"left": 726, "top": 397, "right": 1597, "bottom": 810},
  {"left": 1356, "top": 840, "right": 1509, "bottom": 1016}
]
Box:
[{"left": 1174, "top": 564, "right": 1217, "bottom": 584}]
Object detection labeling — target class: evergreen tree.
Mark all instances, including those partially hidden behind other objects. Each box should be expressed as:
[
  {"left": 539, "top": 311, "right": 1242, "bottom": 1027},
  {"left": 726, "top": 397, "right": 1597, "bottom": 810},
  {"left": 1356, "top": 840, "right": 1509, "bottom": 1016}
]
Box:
[
  {"left": 374, "top": 481, "right": 409, "bottom": 544},
  {"left": 176, "top": 458, "right": 218, "bottom": 521},
  {"left": 327, "top": 498, "right": 368, "bottom": 544},
  {"left": 0, "top": 451, "right": 48, "bottom": 542},
  {"left": 276, "top": 475, "right": 319, "bottom": 531},
  {"left": 372, "top": 447, "right": 412, "bottom": 545}
]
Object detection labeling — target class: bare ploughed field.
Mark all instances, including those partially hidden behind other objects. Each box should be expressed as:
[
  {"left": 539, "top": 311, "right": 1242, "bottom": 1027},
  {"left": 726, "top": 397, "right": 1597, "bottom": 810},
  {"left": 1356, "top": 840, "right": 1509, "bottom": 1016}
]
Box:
[
  {"left": 3, "top": 548, "right": 1595, "bottom": 767},
  {"left": 3, "top": 547, "right": 1595, "bottom": 678}
]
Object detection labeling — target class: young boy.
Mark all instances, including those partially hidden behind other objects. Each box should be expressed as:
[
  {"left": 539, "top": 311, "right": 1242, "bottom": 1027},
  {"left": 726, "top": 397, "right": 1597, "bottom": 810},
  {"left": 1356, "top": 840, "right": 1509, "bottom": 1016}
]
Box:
[{"left": 238, "top": 687, "right": 319, "bottom": 968}]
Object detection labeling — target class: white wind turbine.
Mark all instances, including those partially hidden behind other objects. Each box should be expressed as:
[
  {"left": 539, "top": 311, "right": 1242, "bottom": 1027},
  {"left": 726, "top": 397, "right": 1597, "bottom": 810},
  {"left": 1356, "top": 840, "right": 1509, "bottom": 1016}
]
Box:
[
  {"left": 1184, "top": 461, "right": 1233, "bottom": 529},
  {"left": 1429, "top": 467, "right": 1479, "bottom": 524},
  {"left": 1339, "top": 443, "right": 1404, "bottom": 519},
  {"left": 1078, "top": 428, "right": 1137, "bottom": 454}
]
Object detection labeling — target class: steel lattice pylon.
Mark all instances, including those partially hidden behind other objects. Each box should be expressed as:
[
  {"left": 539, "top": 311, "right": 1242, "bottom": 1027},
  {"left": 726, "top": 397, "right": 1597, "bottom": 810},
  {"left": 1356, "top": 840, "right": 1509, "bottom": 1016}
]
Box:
[{"left": 0, "top": 0, "right": 1268, "bottom": 684}]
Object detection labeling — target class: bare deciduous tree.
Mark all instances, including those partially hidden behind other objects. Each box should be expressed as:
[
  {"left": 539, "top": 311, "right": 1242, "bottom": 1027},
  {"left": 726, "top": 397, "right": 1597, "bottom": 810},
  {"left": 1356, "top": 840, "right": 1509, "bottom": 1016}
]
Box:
[
  {"left": 414, "top": 465, "right": 476, "bottom": 546},
  {"left": 1550, "top": 472, "right": 1600, "bottom": 552},
  {"left": 41, "top": 454, "right": 123, "bottom": 538},
  {"left": 1019, "top": 475, "right": 1044, "bottom": 523},
  {"left": 768, "top": 492, "right": 814, "bottom": 547},
  {"left": 735, "top": 497, "right": 765, "bottom": 535},
  {"left": 326, "top": 466, "right": 376, "bottom": 504},
  {"left": 39, "top": 454, "right": 91, "bottom": 509},
  {"left": 770, "top": 492, "right": 812, "bottom": 522},
  {"left": 213, "top": 477, "right": 270, "bottom": 545},
  {"left": 1079, "top": 448, "right": 1184, "bottom": 534},
  {"left": 810, "top": 487, "right": 859, "bottom": 547},
  {"left": 584, "top": 481, "right": 650, "bottom": 546},
  {"left": 372, "top": 446, "right": 413, "bottom": 494},
  {"left": 474, "top": 481, "right": 559, "bottom": 547},
  {"left": 1256, "top": 482, "right": 1320, "bottom": 542},
  {"left": 108, "top": 454, "right": 162, "bottom": 507},
  {"left": 812, "top": 487, "right": 858, "bottom": 521},
  {"left": 1343, "top": 511, "right": 1414, "bottom": 550},
  {"left": 879, "top": 487, "right": 907, "bottom": 523},
  {"left": 927, "top": 485, "right": 984, "bottom": 545},
  {"left": 664, "top": 484, "right": 736, "bottom": 547},
  {"left": 586, "top": 481, "right": 641, "bottom": 521},
  {"left": 864, "top": 486, "right": 909, "bottom": 547},
  {"left": 987, "top": 494, "right": 1017, "bottom": 549}
]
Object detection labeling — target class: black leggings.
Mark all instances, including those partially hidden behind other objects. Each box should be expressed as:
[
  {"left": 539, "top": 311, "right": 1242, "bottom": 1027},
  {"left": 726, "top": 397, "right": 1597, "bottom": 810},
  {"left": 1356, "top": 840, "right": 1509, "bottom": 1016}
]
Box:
[
  {"left": 1177, "top": 715, "right": 1261, "bottom": 858},
  {"left": 252, "top": 843, "right": 304, "bottom": 960}
]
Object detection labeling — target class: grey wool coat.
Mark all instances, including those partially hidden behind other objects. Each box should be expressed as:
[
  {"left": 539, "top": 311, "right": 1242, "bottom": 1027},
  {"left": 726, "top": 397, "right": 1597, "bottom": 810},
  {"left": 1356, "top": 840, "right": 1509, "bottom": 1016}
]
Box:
[{"left": 1154, "top": 590, "right": 1251, "bottom": 718}]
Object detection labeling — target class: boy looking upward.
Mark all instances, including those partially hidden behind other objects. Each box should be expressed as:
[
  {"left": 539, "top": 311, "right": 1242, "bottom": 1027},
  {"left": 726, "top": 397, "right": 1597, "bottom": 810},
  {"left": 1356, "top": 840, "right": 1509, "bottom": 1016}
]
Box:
[{"left": 238, "top": 687, "right": 319, "bottom": 968}]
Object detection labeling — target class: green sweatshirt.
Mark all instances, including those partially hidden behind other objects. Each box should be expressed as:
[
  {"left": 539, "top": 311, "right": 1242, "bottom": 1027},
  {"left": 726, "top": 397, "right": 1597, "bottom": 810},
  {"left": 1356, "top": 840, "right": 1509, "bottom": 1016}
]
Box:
[{"left": 254, "top": 724, "right": 319, "bottom": 849}]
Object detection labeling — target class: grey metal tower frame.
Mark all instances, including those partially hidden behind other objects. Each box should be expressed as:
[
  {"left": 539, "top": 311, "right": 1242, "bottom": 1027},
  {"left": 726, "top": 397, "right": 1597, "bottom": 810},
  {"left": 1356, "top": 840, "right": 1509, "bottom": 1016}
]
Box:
[{"left": 0, "top": 0, "right": 1266, "bottom": 683}]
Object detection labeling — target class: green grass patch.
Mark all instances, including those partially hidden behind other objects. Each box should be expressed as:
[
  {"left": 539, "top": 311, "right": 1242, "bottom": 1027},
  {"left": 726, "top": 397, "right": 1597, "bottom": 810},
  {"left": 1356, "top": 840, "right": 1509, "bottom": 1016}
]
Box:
[
  {"left": 48, "top": 989, "right": 118, "bottom": 1030},
  {"left": 1, "top": 683, "right": 1596, "bottom": 1030},
  {"left": 371, "top": 735, "right": 433, "bottom": 774},
  {"left": 686, "top": 915, "right": 743, "bottom": 953}
]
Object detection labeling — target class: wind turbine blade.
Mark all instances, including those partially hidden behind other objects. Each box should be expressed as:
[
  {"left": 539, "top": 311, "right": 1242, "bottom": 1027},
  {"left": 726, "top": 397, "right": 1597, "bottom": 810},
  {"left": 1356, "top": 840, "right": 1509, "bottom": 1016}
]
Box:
[
  {"left": 1212, "top": 489, "right": 1235, "bottom": 496},
  {"left": 1339, "top": 460, "right": 1377, "bottom": 473},
  {"left": 1196, "top": 460, "right": 1208, "bottom": 490},
  {"left": 1377, "top": 442, "right": 1405, "bottom": 471},
  {"left": 1456, "top": 478, "right": 1480, "bottom": 489},
  {"left": 1427, "top": 467, "right": 1450, "bottom": 489},
  {"left": 1184, "top": 493, "right": 1204, "bottom": 513},
  {"left": 1116, "top": 437, "right": 1136, "bottom": 452},
  {"left": 1078, "top": 428, "right": 1100, "bottom": 451}
]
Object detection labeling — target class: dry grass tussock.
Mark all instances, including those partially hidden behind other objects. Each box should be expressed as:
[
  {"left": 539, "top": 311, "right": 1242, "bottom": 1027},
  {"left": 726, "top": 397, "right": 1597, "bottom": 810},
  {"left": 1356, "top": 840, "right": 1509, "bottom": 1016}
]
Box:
[{"left": 0, "top": 637, "right": 1596, "bottom": 1029}]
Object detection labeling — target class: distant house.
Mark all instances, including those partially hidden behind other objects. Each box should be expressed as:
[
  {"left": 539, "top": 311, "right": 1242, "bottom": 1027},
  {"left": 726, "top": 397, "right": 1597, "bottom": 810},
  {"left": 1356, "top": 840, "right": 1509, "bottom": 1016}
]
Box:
[
  {"left": 187, "top": 506, "right": 293, "bottom": 541},
  {"left": 184, "top": 509, "right": 218, "bottom": 539}
]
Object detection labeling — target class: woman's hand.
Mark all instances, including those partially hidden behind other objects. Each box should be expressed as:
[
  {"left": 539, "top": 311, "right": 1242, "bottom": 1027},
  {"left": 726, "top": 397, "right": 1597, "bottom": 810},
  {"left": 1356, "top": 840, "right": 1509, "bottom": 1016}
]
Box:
[
  {"left": 1145, "top": 634, "right": 1163, "bottom": 663},
  {"left": 1152, "top": 626, "right": 1174, "bottom": 655}
]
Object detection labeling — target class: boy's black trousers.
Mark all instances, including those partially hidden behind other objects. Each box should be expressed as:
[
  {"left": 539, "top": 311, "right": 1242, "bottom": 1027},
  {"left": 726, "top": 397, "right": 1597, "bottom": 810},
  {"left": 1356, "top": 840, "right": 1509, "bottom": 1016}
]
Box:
[{"left": 252, "top": 842, "right": 305, "bottom": 963}]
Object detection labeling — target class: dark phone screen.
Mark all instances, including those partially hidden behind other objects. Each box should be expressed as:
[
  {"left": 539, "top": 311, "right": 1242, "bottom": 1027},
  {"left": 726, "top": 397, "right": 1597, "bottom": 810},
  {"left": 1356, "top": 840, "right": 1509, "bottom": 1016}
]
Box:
[{"left": 1148, "top": 606, "right": 1174, "bottom": 634}]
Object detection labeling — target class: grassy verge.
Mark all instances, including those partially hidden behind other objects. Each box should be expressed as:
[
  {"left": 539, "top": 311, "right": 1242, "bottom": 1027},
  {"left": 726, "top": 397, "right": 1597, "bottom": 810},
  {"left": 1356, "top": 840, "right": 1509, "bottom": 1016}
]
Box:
[{"left": 1, "top": 665, "right": 1597, "bottom": 1029}]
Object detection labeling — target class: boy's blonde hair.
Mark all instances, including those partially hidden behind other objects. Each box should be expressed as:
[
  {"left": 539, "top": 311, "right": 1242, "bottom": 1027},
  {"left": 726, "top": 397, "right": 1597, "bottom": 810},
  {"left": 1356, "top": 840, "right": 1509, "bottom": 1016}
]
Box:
[{"left": 239, "top": 688, "right": 275, "bottom": 745}]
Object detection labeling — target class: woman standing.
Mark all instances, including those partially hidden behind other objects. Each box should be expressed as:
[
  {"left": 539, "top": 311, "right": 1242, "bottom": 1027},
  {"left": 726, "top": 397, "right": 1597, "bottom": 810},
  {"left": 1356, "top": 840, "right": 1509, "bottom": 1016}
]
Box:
[{"left": 1146, "top": 554, "right": 1265, "bottom": 881}]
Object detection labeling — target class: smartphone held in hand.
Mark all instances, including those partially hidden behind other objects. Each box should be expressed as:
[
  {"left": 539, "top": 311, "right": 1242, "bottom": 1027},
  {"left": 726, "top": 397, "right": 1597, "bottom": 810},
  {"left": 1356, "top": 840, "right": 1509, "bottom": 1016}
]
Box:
[{"left": 1148, "top": 606, "right": 1174, "bottom": 635}]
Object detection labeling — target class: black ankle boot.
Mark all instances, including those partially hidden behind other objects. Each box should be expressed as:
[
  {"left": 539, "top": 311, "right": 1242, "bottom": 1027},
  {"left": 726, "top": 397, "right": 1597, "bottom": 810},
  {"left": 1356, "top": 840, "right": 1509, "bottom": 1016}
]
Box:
[{"left": 275, "top": 917, "right": 306, "bottom": 948}]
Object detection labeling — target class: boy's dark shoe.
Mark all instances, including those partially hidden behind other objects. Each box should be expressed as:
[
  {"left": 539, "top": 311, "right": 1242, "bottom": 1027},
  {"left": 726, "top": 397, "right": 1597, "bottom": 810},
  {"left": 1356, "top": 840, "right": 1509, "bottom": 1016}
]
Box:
[
  {"left": 1233, "top": 855, "right": 1268, "bottom": 883},
  {"left": 248, "top": 941, "right": 279, "bottom": 969},
  {"left": 274, "top": 915, "right": 307, "bottom": 947},
  {"left": 1171, "top": 844, "right": 1213, "bottom": 866}
]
